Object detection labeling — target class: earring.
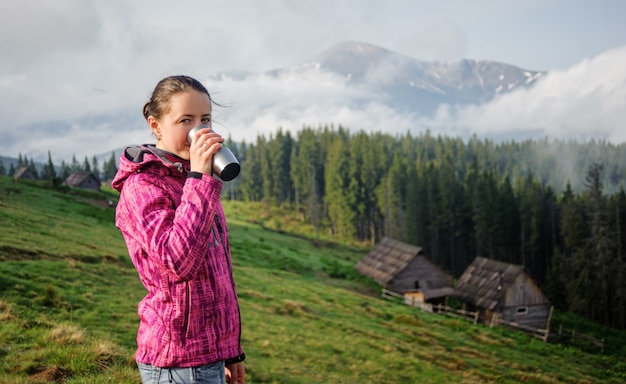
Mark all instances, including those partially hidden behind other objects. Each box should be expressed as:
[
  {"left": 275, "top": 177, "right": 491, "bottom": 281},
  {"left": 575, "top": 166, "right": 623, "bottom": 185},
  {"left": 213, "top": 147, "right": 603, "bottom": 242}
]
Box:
[{"left": 155, "top": 132, "right": 162, "bottom": 140}]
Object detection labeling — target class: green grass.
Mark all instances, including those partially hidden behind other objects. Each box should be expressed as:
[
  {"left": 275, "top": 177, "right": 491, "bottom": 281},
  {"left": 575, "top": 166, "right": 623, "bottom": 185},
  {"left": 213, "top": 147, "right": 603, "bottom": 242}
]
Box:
[{"left": 0, "top": 176, "right": 625, "bottom": 383}]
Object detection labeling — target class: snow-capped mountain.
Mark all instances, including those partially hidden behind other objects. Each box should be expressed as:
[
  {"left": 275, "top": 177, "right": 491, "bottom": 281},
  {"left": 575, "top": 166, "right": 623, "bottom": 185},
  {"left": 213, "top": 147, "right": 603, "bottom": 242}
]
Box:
[
  {"left": 10, "top": 40, "right": 625, "bottom": 165},
  {"left": 214, "top": 41, "right": 545, "bottom": 116}
]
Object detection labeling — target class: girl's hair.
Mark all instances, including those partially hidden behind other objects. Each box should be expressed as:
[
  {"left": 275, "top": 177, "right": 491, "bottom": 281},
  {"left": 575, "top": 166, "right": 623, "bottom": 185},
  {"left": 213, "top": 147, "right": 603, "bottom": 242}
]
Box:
[{"left": 143, "top": 75, "right": 212, "bottom": 121}]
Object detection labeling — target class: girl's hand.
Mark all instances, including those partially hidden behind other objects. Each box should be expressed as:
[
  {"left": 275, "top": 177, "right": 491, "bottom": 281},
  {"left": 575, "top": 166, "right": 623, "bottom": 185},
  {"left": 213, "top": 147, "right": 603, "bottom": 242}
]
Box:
[
  {"left": 189, "top": 127, "right": 224, "bottom": 175},
  {"left": 225, "top": 362, "right": 245, "bottom": 384}
]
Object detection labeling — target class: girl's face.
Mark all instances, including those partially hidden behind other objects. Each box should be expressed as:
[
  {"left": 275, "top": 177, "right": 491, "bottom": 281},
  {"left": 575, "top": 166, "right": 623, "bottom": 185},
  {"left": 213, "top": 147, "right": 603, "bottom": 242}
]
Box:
[{"left": 149, "top": 90, "right": 212, "bottom": 160}]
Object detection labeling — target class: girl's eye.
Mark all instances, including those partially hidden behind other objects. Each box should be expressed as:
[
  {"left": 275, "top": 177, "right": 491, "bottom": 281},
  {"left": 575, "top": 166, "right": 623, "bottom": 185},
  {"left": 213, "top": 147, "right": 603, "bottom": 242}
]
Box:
[
  {"left": 201, "top": 117, "right": 211, "bottom": 123},
  {"left": 180, "top": 118, "right": 191, "bottom": 124}
]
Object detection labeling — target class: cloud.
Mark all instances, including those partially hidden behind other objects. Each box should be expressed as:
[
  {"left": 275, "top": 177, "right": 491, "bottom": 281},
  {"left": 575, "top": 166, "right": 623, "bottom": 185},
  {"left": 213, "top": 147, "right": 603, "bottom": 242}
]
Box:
[
  {"left": 200, "top": 68, "right": 415, "bottom": 142},
  {"left": 423, "top": 45, "right": 626, "bottom": 142},
  {"left": 1, "top": 1, "right": 624, "bottom": 162},
  {"left": 0, "top": 0, "right": 100, "bottom": 64},
  {"left": 3, "top": 45, "right": 625, "bottom": 163},
  {"left": 395, "top": 20, "right": 469, "bottom": 62},
  {"left": 0, "top": 1, "right": 145, "bottom": 128},
  {"left": 200, "top": 45, "right": 626, "bottom": 148}
]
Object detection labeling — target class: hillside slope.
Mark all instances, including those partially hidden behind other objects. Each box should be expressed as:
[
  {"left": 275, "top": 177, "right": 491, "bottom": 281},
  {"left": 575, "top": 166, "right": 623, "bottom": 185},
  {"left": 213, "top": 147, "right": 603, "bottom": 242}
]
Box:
[{"left": 0, "top": 176, "right": 624, "bottom": 383}]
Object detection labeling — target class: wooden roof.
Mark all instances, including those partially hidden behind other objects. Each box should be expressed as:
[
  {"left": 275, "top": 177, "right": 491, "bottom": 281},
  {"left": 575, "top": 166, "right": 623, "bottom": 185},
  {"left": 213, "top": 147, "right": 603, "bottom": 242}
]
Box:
[
  {"left": 355, "top": 237, "right": 424, "bottom": 285},
  {"left": 13, "top": 166, "right": 35, "bottom": 179},
  {"left": 65, "top": 171, "right": 99, "bottom": 187},
  {"left": 453, "top": 257, "right": 526, "bottom": 310}
]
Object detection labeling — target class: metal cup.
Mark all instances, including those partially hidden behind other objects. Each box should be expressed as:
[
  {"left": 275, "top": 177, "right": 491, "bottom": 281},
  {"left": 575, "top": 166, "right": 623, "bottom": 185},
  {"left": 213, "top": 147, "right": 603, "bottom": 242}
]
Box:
[{"left": 187, "top": 124, "right": 241, "bottom": 181}]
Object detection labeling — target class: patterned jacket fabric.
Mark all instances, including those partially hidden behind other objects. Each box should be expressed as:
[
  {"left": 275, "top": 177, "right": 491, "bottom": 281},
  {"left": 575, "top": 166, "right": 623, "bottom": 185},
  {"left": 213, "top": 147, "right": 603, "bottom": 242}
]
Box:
[{"left": 112, "top": 145, "right": 242, "bottom": 368}]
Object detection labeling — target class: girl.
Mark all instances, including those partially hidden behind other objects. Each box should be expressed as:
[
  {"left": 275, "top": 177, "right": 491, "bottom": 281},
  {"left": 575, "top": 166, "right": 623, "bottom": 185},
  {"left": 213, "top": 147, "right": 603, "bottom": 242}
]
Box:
[{"left": 112, "top": 75, "right": 245, "bottom": 384}]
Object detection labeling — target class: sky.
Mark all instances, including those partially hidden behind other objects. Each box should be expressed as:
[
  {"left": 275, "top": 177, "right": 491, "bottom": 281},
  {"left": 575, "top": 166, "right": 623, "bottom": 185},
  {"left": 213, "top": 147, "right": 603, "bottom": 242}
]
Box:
[{"left": 1, "top": 0, "right": 625, "bottom": 162}]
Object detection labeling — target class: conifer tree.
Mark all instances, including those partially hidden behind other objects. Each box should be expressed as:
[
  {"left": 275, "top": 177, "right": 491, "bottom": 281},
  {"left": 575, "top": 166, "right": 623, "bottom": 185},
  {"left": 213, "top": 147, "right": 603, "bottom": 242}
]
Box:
[
  {"left": 569, "top": 163, "right": 615, "bottom": 323},
  {"left": 290, "top": 127, "right": 322, "bottom": 223},
  {"left": 436, "top": 150, "right": 461, "bottom": 270},
  {"left": 70, "top": 154, "right": 80, "bottom": 172},
  {"left": 403, "top": 161, "right": 421, "bottom": 243},
  {"left": 324, "top": 133, "right": 354, "bottom": 237},
  {"left": 256, "top": 135, "right": 273, "bottom": 211},
  {"left": 27, "top": 158, "right": 39, "bottom": 179},
  {"left": 559, "top": 182, "right": 586, "bottom": 277},
  {"left": 347, "top": 132, "right": 368, "bottom": 241},
  {"left": 240, "top": 142, "right": 263, "bottom": 202},
  {"left": 376, "top": 152, "right": 408, "bottom": 241},
  {"left": 496, "top": 175, "right": 520, "bottom": 263},
  {"left": 584, "top": 164, "right": 617, "bottom": 325},
  {"left": 83, "top": 156, "right": 91, "bottom": 173},
  {"left": 59, "top": 160, "right": 71, "bottom": 181},
  {"left": 269, "top": 129, "right": 294, "bottom": 206},
  {"left": 103, "top": 151, "right": 118, "bottom": 180},
  {"left": 41, "top": 151, "right": 57, "bottom": 180},
  {"left": 471, "top": 169, "right": 498, "bottom": 259},
  {"left": 91, "top": 155, "right": 100, "bottom": 180},
  {"left": 608, "top": 187, "right": 626, "bottom": 328},
  {"left": 517, "top": 174, "right": 543, "bottom": 269}
]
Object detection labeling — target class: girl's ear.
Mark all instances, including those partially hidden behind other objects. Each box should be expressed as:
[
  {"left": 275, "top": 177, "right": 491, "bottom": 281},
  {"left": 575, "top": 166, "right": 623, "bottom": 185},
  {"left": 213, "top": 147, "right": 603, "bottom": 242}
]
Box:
[{"left": 148, "top": 116, "right": 160, "bottom": 136}]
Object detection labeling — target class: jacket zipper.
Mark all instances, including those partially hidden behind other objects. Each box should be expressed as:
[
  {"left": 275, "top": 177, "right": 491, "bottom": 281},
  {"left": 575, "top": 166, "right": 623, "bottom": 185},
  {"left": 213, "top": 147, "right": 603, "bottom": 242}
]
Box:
[
  {"left": 214, "top": 214, "right": 243, "bottom": 354},
  {"left": 183, "top": 282, "right": 191, "bottom": 339}
]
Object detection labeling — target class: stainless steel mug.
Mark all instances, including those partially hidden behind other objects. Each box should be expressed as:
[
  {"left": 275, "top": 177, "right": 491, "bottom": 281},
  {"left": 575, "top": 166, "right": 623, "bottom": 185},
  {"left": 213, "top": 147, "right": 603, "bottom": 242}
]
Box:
[{"left": 187, "top": 124, "right": 241, "bottom": 181}]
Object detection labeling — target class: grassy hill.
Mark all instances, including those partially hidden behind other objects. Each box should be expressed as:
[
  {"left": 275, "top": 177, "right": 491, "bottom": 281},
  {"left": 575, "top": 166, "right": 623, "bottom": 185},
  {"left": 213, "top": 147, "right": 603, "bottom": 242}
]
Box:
[{"left": 0, "top": 176, "right": 625, "bottom": 383}]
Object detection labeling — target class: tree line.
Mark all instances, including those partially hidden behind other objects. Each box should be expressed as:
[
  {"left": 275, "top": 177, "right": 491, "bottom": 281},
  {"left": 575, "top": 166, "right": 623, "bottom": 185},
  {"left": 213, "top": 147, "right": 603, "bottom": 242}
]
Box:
[
  {"left": 0, "top": 151, "right": 118, "bottom": 182},
  {"left": 3, "top": 126, "right": 625, "bottom": 329},
  {"left": 226, "top": 126, "right": 626, "bottom": 329}
]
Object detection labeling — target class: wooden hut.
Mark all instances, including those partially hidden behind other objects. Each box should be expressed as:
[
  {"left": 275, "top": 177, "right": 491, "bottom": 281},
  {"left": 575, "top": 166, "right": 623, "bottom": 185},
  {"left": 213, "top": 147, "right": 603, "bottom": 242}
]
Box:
[
  {"left": 355, "top": 237, "right": 453, "bottom": 304},
  {"left": 65, "top": 171, "right": 101, "bottom": 192},
  {"left": 13, "top": 166, "right": 36, "bottom": 180},
  {"left": 453, "top": 257, "right": 552, "bottom": 330}
]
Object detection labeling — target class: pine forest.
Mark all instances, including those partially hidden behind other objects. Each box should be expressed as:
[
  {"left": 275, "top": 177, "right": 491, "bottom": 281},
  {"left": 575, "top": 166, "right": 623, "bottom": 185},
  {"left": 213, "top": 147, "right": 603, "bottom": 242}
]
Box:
[{"left": 4, "top": 126, "right": 626, "bottom": 330}]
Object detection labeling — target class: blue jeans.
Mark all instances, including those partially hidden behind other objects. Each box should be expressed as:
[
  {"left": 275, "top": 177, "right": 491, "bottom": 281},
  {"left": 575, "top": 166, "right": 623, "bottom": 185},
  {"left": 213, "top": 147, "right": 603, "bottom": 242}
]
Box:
[{"left": 137, "top": 361, "right": 225, "bottom": 384}]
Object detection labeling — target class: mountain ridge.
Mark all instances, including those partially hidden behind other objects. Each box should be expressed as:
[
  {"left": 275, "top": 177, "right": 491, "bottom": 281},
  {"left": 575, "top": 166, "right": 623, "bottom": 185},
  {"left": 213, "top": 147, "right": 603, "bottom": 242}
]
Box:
[
  {"left": 221, "top": 40, "right": 545, "bottom": 115},
  {"left": 7, "top": 40, "right": 551, "bottom": 163}
]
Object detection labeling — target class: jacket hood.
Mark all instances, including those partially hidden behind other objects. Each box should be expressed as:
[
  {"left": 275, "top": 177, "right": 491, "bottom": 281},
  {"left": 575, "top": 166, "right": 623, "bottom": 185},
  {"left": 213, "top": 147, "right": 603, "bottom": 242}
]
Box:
[{"left": 111, "top": 145, "right": 189, "bottom": 192}]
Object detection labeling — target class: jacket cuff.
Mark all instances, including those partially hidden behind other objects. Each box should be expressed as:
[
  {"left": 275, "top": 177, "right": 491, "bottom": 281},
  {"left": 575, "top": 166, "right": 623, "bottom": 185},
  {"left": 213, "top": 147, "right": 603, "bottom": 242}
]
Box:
[
  {"left": 225, "top": 353, "right": 246, "bottom": 365},
  {"left": 187, "top": 171, "right": 204, "bottom": 179}
]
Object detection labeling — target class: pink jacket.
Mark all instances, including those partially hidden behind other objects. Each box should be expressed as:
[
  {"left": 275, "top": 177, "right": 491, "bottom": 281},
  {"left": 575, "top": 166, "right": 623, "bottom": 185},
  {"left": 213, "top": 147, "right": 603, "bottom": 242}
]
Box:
[{"left": 112, "top": 145, "right": 243, "bottom": 368}]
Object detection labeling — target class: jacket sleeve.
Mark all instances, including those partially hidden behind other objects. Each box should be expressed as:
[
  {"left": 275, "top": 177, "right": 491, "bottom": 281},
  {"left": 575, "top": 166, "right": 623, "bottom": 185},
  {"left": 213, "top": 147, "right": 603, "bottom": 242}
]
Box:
[{"left": 117, "top": 171, "right": 224, "bottom": 281}]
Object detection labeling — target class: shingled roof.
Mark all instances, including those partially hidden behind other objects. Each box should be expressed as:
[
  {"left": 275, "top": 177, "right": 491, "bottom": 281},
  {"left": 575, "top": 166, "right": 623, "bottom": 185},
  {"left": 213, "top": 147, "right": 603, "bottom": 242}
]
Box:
[
  {"left": 13, "top": 166, "right": 36, "bottom": 180},
  {"left": 65, "top": 171, "right": 94, "bottom": 186},
  {"left": 64, "top": 171, "right": 101, "bottom": 192},
  {"left": 355, "top": 237, "right": 425, "bottom": 285},
  {"left": 453, "top": 257, "right": 525, "bottom": 311}
]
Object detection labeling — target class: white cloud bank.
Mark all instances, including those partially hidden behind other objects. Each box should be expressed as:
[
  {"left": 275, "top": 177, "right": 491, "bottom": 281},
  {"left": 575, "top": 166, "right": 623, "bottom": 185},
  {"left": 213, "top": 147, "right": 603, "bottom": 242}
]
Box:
[
  {"left": 423, "top": 45, "right": 626, "bottom": 142},
  {"left": 1, "top": 1, "right": 625, "bottom": 162},
  {"left": 1, "top": 44, "right": 625, "bottom": 162},
  {"left": 207, "top": 45, "right": 626, "bottom": 145}
]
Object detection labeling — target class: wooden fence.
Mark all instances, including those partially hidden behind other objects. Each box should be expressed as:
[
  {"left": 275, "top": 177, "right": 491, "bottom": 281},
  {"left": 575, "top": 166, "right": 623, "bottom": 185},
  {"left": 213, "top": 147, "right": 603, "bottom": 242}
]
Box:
[
  {"left": 432, "top": 303, "right": 479, "bottom": 324},
  {"left": 491, "top": 314, "right": 551, "bottom": 342},
  {"left": 381, "top": 288, "right": 404, "bottom": 301},
  {"left": 382, "top": 289, "right": 478, "bottom": 324},
  {"left": 381, "top": 289, "right": 604, "bottom": 351},
  {"left": 553, "top": 324, "right": 605, "bottom": 352},
  {"left": 490, "top": 311, "right": 604, "bottom": 350}
]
